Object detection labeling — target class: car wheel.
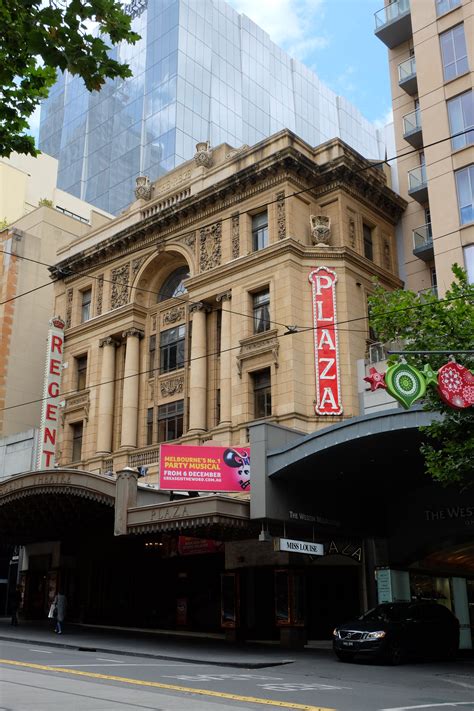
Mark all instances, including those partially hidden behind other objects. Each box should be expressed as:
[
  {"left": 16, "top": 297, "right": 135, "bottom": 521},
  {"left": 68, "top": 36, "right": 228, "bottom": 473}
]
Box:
[
  {"left": 387, "top": 642, "right": 404, "bottom": 666},
  {"left": 335, "top": 651, "right": 354, "bottom": 662}
]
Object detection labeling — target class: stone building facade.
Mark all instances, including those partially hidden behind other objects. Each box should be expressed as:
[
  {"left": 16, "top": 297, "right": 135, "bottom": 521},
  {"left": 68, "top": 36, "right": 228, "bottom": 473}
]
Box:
[{"left": 50, "top": 130, "right": 405, "bottom": 480}]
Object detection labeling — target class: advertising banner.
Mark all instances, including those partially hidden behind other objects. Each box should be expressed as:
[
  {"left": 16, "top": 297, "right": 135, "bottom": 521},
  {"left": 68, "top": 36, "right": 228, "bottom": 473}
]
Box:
[
  {"left": 159, "top": 444, "right": 251, "bottom": 492},
  {"left": 38, "top": 317, "right": 65, "bottom": 469},
  {"left": 178, "top": 536, "right": 224, "bottom": 556}
]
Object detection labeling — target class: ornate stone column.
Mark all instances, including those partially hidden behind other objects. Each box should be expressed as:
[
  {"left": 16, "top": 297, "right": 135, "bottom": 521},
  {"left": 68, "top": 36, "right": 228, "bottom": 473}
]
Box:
[
  {"left": 96, "top": 337, "right": 119, "bottom": 454},
  {"left": 120, "top": 328, "right": 144, "bottom": 449},
  {"left": 216, "top": 291, "right": 232, "bottom": 424},
  {"left": 188, "top": 302, "right": 210, "bottom": 432}
]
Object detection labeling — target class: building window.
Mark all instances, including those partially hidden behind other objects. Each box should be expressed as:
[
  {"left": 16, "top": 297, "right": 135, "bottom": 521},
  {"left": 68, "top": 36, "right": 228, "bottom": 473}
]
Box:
[
  {"left": 76, "top": 355, "right": 87, "bottom": 391},
  {"left": 149, "top": 335, "right": 156, "bottom": 376},
  {"left": 71, "top": 422, "right": 83, "bottom": 462},
  {"left": 363, "top": 224, "right": 374, "bottom": 261},
  {"left": 464, "top": 244, "right": 474, "bottom": 283},
  {"left": 157, "top": 400, "right": 184, "bottom": 442},
  {"left": 216, "top": 388, "right": 221, "bottom": 425},
  {"left": 455, "top": 165, "right": 474, "bottom": 224},
  {"left": 81, "top": 288, "right": 92, "bottom": 322},
  {"left": 253, "top": 289, "right": 270, "bottom": 333},
  {"left": 252, "top": 368, "right": 271, "bottom": 419},
  {"left": 158, "top": 266, "right": 190, "bottom": 302},
  {"left": 436, "top": 0, "right": 461, "bottom": 16},
  {"left": 252, "top": 211, "right": 269, "bottom": 251},
  {"left": 160, "top": 325, "right": 185, "bottom": 373},
  {"left": 447, "top": 92, "right": 473, "bottom": 151},
  {"left": 440, "top": 24, "right": 469, "bottom": 82},
  {"left": 146, "top": 407, "right": 154, "bottom": 445}
]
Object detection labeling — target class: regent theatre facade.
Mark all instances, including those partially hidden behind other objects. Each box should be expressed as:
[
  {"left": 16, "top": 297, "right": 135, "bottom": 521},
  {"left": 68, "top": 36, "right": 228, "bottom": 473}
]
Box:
[{"left": 1, "top": 131, "right": 472, "bottom": 647}]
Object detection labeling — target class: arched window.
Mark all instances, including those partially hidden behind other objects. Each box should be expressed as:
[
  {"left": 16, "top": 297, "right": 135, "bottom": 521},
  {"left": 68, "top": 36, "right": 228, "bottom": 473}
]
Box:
[{"left": 158, "top": 266, "right": 190, "bottom": 302}]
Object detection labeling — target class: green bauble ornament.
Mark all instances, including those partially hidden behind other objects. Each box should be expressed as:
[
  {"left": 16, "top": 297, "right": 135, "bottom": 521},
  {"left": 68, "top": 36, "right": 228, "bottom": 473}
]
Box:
[{"left": 385, "top": 362, "right": 426, "bottom": 409}]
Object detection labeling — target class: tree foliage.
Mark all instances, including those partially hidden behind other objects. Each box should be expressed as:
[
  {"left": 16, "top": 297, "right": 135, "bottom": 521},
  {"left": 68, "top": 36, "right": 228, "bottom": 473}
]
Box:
[
  {"left": 369, "top": 265, "right": 474, "bottom": 490},
  {"left": 0, "top": 0, "right": 140, "bottom": 157}
]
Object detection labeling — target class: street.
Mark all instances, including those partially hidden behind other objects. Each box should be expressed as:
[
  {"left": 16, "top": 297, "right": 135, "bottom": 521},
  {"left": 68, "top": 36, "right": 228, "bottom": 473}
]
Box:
[{"left": 0, "top": 638, "right": 473, "bottom": 711}]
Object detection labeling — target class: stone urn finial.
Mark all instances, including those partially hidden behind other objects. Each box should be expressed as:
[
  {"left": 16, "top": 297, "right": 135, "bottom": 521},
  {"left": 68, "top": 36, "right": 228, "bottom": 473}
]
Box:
[
  {"left": 310, "top": 215, "right": 331, "bottom": 247},
  {"left": 194, "top": 141, "right": 213, "bottom": 168},
  {"left": 134, "top": 175, "right": 153, "bottom": 201}
]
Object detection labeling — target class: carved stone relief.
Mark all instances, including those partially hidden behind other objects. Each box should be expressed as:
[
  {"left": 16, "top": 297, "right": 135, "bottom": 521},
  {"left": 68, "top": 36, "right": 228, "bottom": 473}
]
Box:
[
  {"left": 194, "top": 141, "right": 213, "bottom": 168},
  {"left": 310, "top": 215, "right": 331, "bottom": 247},
  {"left": 151, "top": 315, "right": 157, "bottom": 331},
  {"left": 276, "top": 191, "right": 286, "bottom": 240},
  {"left": 96, "top": 275, "right": 104, "bottom": 316},
  {"left": 134, "top": 175, "right": 153, "bottom": 201},
  {"left": 237, "top": 331, "right": 279, "bottom": 377},
  {"left": 200, "top": 222, "right": 222, "bottom": 272},
  {"left": 162, "top": 305, "right": 186, "bottom": 326},
  {"left": 160, "top": 375, "right": 185, "bottom": 397},
  {"left": 180, "top": 231, "right": 196, "bottom": 250},
  {"left": 66, "top": 288, "right": 73, "bottom": 328},
  {"left": 231, "top": 213, "right": 240, "bottom": 258},
  {"left": 111, "top": 263, "right": 130, "bottom": 309},
  {"left": 131, "top": 256, "right": 146, "bottom": 281},
  {"left": 383, "top": 235, "right": 392, "bottom": 271},
  {"left": 348, "top": 217, "right": 356, "bottom": 249},
  {"left": 225, "top": 145, "right": 250, "bottom": 160}
]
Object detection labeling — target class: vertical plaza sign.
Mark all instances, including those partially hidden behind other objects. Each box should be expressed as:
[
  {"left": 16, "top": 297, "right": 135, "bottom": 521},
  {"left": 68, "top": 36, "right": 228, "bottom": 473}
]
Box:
[
  {"left": 38, "top": 318, "right": 65, "bottom": 469},
  {"left": 309, "top": 267, "right": 343, "bottom": 415}
]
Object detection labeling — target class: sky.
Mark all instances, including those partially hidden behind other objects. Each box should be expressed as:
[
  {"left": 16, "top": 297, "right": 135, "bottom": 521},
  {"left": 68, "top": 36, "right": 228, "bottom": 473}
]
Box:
[{"left": 28, "top": 0, "right": 393, "bottom": 141}]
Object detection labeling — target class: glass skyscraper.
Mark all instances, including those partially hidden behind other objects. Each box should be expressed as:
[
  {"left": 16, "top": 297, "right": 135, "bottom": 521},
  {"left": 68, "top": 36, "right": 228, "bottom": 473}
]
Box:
[{"left": 39, "top": 0, "right": 385, "bottom": 215}]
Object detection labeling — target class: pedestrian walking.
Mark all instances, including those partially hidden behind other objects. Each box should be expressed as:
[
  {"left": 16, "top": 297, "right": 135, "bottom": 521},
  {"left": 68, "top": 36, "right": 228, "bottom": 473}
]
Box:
[
  {"left": 53, "top": 591, "right": 67, "bottom": 634},
  {"left": 10, "top": 585, "right": 21, "bottom": 626}
]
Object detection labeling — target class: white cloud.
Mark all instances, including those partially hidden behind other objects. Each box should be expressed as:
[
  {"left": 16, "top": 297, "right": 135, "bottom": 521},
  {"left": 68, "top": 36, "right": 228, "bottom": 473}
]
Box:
[
  {"left": 228, "top": 0, "right": 329, "bottom": 61},
  {"left": 373, "top": 107, "right": 393, "bottom": 130}
]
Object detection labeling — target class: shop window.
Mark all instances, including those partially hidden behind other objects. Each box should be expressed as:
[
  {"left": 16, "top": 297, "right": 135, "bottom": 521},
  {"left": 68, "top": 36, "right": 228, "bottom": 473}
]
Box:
[
  {"left": 71, "top": 421, "right": 83, "bottom": 462},
  {"left": 253, "top": 289, "right": 270, "bottom": 333},
  {"left": 440, "top": 24, "right": 469, "bottom": 82},
  {"left": 275, "top": 570, "right": 306, "bottom": 626},
  {"left": 157, "top": 400, "right": 184, "bottom": 442},
  {"left": 363, "top": 224, "right": 374, "bottom": 261},
  {"left": 455, "top": 165, "right": 474, "bottom": 224},
  {"left": 252, "top": 368, "right": 271, "bottom": 419},
  {"left": 158, "top": 266, "right": 189, "bottom": 302},
  {"left": 252, "top": 211, "right": 268, "bottom": 251},
  {"left": 447, "top": 91, "right": 473, "bottom": 151},
  {"left": 81, "top": 288, "right": 92, "bottom": 322},
  {"left": 76, "top": 355, "right": 87, "bottom": 391},
  {"left": 149, "top": 334, "right": 156, "bottom": 376},
  {"left": 160, "top": 325, "right": 185, "bottom": 373},
  {"left": 146, "top": 407, "right": 154, "bottom": 445}
]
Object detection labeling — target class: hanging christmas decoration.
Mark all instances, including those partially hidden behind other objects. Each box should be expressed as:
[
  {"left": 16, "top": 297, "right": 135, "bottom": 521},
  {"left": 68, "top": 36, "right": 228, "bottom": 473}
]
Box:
[
  {"left": 385, "top": 361, "right": 426, "bottom": 410},
  {"left": 437, "top": 361, "right": 474, "bottom": 410},
  {"left": 363, "top": 367, "right": 387, "bottom": 391},
  {"left": 421, "top": 363, "right": 438, "bottom": 388}
]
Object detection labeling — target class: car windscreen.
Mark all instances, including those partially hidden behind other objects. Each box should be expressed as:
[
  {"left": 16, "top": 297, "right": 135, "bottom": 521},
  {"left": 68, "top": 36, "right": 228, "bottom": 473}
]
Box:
[{"left": 360, "top": 604, "right": 410, "bottom": 622}]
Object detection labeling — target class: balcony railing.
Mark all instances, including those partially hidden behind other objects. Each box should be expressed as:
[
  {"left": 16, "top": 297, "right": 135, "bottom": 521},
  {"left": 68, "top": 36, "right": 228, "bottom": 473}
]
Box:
[
  {"left": 398, "top": 56, "right": 417, "bottom": 94},
  {"left": 374, "top": 0, "right": 412, "bottom": 48},
  {"left": 418, "top": 286, "right": 438, "bottom": 299},
  {"left": 412, "top": 222, "right": 434, "bottom": 261},
  {"left": 408, "top": 164, "right": 428, "bottom": 203},
  {"left": 403, "top": 108, "right": 422, "bottom": 148}
]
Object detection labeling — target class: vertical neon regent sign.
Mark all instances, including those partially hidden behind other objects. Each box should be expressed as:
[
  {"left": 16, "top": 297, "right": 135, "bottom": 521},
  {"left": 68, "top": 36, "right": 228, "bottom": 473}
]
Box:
[
  {"left": 309, "top": 267, "right": 343, "bottom": 415},
  {"left": 38, "top": 317, "right": 65, "bottom": 469}
]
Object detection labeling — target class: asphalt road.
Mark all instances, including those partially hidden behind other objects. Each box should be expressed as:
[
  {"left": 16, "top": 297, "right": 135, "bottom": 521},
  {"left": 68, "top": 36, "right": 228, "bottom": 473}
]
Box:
[{"left": 0, "top": 639, "right": 473, "bottom": 711}]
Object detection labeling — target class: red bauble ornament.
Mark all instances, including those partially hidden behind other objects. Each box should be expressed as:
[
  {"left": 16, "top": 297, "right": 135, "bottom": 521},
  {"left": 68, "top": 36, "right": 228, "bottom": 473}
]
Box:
[{"left": 437, "top": 362, "right": 474, "bottom": 409}]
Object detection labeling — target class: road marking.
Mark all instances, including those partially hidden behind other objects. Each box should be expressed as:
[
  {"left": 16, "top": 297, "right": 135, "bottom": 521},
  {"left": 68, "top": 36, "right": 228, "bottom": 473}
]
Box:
[
  {"left": 441, "top": 678, "right": 474, "bottom": 690},
  {"left": 0, "top": 658, "right": 336, "bottom": 711},
  {"left": 58, "top": 663, "right": 190, "bottom": 668},
  {"left": 28, "top": 649, "right": 53, "bottom": 654},
  {"left": 261, "top": 684, "right": 351, "bottom": 692},
  {"left": 379, "top": 703, "right": 474, "bottom": 710}
]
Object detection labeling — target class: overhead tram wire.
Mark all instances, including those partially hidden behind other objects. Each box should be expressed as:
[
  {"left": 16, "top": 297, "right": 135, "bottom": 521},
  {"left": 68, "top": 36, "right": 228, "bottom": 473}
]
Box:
[{"left": 0, "top": 124, "right": 469, "bottom": 317}]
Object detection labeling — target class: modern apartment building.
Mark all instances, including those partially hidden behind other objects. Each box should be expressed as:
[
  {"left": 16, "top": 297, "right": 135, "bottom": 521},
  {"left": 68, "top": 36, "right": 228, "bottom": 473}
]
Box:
[
  {"left": 375, "top": 0, "right": 473, "bottom": 295},
  {"left": 39, "top": 0, "right": 385, "bottom": 216}
]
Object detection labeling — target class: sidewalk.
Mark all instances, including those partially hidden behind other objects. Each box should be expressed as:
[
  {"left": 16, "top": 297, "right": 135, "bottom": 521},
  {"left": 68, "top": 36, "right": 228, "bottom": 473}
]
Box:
[{"left": 0, "top": 618, "right": 324, "bottom": 667}]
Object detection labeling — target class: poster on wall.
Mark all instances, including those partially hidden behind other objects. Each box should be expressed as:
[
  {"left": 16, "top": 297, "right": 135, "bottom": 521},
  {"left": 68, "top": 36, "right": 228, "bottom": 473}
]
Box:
[
  {"left": 159, "top": 444, "right": 251, "bottom": 492},
  {"left": 308, "top": 267, "right": 343, "bottom": 415},
  {"left": 37, "top": 317, "right": 65, "bottom": 469}
]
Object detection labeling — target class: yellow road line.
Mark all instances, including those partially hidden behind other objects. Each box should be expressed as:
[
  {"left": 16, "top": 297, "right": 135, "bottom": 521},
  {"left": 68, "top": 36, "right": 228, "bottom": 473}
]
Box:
[{"left": 0, "top": 658, "right": 335, "bottom": 711}]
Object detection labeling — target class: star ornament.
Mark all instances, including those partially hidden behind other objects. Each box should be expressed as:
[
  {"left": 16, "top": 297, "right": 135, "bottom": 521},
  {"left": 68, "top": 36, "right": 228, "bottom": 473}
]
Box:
[
  {"left": 364, "top": 367, "right": 387, "bottom": 391},
  {"left": 422, "top": 363, "right": 438, "bottom": 388}
]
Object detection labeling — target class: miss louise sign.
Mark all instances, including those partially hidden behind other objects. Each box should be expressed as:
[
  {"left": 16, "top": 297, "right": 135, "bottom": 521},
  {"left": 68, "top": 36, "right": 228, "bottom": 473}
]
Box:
[{"left": 159, "top": 445, "right": 251, "bottom": 492}]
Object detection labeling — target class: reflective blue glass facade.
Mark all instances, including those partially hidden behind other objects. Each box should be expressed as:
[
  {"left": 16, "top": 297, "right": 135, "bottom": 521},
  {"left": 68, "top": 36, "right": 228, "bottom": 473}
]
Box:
[{"left": 39, "top": 0, "right": 385, "bottom": 215}]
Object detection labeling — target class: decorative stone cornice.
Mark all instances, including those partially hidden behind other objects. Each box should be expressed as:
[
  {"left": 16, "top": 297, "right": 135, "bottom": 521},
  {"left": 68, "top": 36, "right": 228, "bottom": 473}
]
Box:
[
  {"left": 162, "top": 305, "right": 186, "bottom": 326},
  {"left": 99, "top": 337, "right": 120, "bottom": 348},
  {"left": 237, "top": 329, "right": 280, "bottom": 377},
  {"left": 159, "top": 375, "right": 185, "bottom": 397},
  {"left": 50, "top": 142, "right": 406, "bottom": 279}
]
